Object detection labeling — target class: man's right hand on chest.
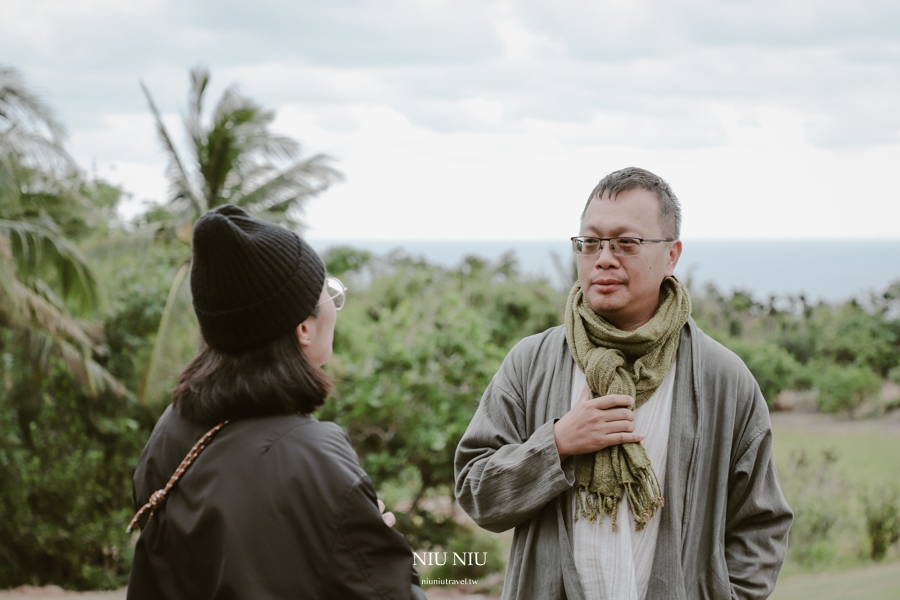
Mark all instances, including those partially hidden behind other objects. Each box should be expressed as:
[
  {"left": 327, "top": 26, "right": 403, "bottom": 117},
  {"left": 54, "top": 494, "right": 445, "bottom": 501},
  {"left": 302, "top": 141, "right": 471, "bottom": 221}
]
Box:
[{"left": 553, "top": 384, "right": 645, "bottom": 461}]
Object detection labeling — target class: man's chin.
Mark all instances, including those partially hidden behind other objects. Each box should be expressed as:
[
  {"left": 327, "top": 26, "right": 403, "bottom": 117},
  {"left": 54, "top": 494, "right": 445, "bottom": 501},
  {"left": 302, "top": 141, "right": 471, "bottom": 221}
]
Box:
[{"left": 584, "top": 295, "right": 627, "bottom": 320}]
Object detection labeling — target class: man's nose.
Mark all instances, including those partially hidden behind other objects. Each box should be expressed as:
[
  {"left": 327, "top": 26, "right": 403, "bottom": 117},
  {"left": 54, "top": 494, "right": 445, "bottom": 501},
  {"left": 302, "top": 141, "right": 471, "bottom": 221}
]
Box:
[{"left": 593, "top": 241, "right": 619, "bottom": 268}]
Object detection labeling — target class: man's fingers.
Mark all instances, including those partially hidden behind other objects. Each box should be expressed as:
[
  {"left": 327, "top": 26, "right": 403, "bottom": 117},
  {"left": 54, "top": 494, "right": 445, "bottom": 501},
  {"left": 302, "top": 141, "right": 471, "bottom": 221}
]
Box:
[
  {"left": 619, "top": 432, "right": 645, "bottom": 444},
  {"left": 599, "top": 408, "right": 636, "bottom": 423},
  {"left": 590, "top": 394, "right": 635, "bottom": 409},
  {"left": 377, "top": 499, "right": 386, "bottom": 513},
  {"left": 578, "top": 383, "right": 592, "bottom": 403}
]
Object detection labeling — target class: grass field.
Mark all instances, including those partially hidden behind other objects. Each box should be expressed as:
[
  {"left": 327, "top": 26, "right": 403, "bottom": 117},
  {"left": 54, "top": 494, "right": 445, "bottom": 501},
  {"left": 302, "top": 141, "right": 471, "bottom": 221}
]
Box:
[
  {"left": 769, "top": 412, "right": 900, "bottom": 597},
  {"left": 771, "top": 561, "right": 900, "bottom": 600},
  {"left": 771, "top": 412, "right": 900, "bottom": 487}
]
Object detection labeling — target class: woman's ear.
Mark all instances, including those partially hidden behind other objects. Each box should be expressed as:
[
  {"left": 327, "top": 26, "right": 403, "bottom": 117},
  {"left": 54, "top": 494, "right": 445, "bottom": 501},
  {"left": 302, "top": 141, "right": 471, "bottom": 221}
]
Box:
[{"left": 296, "top": 319, "right": 313, "bottom": 349}]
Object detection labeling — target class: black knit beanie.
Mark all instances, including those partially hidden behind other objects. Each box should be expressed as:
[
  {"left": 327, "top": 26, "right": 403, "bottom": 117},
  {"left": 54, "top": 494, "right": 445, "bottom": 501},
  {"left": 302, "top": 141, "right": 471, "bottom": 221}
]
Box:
[{"left": 190, "top": 204, "right": 326, "bottom": 353}]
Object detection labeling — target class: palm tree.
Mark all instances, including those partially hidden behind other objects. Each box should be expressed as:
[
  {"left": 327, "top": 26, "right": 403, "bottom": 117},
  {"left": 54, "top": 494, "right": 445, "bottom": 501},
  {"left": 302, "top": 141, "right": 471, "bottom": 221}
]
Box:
[
  {"left": 0, "top": 65, "right": 70, "bottom": 197},
  {"left": 0, "top": 66, "right": 127, "bottom": 427},
  {"left": 139, "top": 67, "right": 343, "bottom": 403}
]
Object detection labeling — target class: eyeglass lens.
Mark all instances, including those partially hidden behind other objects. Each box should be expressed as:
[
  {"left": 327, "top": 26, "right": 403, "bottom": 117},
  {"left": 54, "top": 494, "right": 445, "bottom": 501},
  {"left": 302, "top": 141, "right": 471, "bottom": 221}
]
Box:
[
  {"left": 572, "top": 237, "right": 641, "bottom": 257},
  {"left": 325, "top": 277, "right": 346, "bottom": 310}
]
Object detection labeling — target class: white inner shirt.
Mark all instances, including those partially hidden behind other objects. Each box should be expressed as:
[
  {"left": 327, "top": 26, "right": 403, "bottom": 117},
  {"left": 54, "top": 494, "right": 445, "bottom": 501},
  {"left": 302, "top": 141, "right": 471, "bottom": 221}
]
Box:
[{"left": 570, "top": 360, "right": 676, "bottom": 600}]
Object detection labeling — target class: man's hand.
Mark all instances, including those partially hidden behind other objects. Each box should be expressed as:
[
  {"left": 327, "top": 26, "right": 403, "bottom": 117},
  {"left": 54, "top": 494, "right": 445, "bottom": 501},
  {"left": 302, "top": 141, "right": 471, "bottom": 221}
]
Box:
[
  {"left": 553, "top": 384, "right": 644, "bottom": 461},
  {"left": 378, "top": 499, "right": 396, "bottom": 528}
]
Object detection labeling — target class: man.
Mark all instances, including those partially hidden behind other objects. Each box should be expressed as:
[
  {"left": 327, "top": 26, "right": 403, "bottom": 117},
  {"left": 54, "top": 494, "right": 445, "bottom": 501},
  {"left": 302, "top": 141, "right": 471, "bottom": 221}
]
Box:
[{"left": 455, "top": 167, "right": 792, "bottom": 600}]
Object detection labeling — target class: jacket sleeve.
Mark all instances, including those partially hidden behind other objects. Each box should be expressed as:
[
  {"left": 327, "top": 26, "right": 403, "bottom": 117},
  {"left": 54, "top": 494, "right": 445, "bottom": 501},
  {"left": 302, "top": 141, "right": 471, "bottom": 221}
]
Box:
[
  {"left": 326, "top": 473, "right": 424, "bottom": 600},
  {"left": 454, "top": 357, "right": 575, "bottom": 533},
  {"left": 724, "top": 417, "right": 793, "bottom": 599}
]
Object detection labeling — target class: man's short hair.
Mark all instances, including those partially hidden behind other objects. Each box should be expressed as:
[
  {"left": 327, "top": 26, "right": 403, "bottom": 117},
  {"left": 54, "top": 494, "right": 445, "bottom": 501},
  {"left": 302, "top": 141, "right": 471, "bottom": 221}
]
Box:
[{"left": 581, "top": 167, "right": 682, "bottom": 240}]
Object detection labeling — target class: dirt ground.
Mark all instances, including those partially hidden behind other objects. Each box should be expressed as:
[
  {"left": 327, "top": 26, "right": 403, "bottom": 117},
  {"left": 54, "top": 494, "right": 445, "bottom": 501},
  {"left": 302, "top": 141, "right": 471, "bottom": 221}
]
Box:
[
  {"left": 0, "top": 586, "right": 499, "bottom": 600},
  {"left": 770, "top": 407, "right": 900, "bottom": 436},
  {"left": 0, "top": 589, "right": 123, "bottom": 600}
]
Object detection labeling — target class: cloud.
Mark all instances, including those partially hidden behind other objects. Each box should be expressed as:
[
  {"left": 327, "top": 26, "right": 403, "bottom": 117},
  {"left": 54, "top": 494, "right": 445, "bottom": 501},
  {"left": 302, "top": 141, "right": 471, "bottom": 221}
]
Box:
[
  {"left": 3, "top": 0, "right": 900, "bottom": 242},
  {"left": 4, "top": 0, "right": 899, "bottom": 147}
]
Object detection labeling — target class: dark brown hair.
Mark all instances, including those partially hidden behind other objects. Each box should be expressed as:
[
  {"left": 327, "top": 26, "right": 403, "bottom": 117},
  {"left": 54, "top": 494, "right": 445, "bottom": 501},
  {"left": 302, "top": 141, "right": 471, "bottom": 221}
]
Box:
[
  {"left": 582, "top": 166, "right": 682, "bottom": 240},
  {"left": 172, "top": 325, "right": 332, "bottom": 425}
]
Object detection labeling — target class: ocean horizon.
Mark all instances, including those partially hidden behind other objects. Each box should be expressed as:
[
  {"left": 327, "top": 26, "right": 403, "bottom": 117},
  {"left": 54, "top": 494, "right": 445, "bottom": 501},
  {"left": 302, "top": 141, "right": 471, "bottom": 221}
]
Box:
[{"left": 308, "top": 239, "right": 900, "bottom": 304}]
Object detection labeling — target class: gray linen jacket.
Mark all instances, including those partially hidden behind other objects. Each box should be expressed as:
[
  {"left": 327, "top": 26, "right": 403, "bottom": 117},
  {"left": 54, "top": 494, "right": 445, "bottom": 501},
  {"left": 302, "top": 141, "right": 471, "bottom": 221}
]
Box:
[{"left": 455, "top": 319, "right": 792, "bottom": 600}]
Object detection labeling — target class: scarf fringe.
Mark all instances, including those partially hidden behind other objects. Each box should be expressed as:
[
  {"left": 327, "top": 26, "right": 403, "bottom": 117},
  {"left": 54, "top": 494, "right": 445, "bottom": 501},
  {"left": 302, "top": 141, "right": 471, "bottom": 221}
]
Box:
[{"left": 573, "top": 465, "right": 664, "bottom": 532}]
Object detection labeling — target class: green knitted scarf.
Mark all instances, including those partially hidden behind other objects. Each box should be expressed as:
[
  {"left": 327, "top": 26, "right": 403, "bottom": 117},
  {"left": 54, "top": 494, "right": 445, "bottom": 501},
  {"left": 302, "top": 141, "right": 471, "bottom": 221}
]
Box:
[{"left": 564, "top": 276, "right": 691, "bottom": 531}]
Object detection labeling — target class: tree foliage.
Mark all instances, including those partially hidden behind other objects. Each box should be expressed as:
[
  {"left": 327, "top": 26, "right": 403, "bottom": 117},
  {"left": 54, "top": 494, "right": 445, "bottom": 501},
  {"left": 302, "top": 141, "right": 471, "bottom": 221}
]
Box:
[
  {"left": 0, "top": 66, "right": 165, "bottom": 589},
  {"left": 691, "top": 282, "right": 900, "bottom": 412},
  {"left": 142, "top": 66, "right": 343, "bottom": 231},
  {"left": 319, "top": 249, "right": 564, "bottom": 549},
  {"left": 0, "top": 220, "right": 179, "bottom": 589}
]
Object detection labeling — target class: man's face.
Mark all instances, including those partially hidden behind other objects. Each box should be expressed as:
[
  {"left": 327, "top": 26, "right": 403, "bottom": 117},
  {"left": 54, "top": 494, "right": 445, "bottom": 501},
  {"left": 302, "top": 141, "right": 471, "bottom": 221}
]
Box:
[{"left": 576, "top": 187, "right": 682, "bottom": 331}]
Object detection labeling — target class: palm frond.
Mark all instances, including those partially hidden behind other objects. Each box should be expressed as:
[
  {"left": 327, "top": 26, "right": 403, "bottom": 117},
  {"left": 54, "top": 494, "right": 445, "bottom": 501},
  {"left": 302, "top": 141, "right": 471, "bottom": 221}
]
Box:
[
  {"left": 0, "top": 219, "right": 99, "bottom": 311},
  {"left": 0, "top": 126, "right": 73, "bottom": 173},
  {"left": 16, "top": 327, "right": 129, "bottom": 399},
  {"left": 13, "top": 278, "right": 94, "bottom": 349},
  {"left": 140, "top": 263, "right": 197, "bottom": 405},
  {"left": 57, "top": 337, "right": 130, "bottom": 399},
  {"left": 0, "top": 65, "right": 67, "bottom": 143},
  {"left": 84, "top": 224, "right": 161, "bottom": 263},
  {"left": 185, "top": 67, "right": 210, "bottom": 151},
  {"left": 0, "top": 236, "right": 21, "bottom": 317},
  {"left": 237, "top": 153, "right": 344, "bottom": 214},
  {"left": 201, "top": 108, "right": 240, "bottom": 207},
  {"left": 141, "top": 81, "right": 204, "bottom": 216},
  {"left": 1, "top": 238, "right": 128, "bottom": 400}
]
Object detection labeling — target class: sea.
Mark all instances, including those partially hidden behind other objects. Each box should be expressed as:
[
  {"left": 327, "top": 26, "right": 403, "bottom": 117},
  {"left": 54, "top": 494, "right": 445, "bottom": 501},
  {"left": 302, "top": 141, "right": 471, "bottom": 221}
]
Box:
[{"left": 308, "top": 239, "right": 900, "bottom": 304}]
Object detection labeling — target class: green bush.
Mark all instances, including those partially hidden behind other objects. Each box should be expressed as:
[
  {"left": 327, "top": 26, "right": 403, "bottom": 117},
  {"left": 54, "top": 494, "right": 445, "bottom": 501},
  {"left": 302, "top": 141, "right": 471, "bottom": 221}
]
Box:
[
  {"left": 888, "top": 363, "right": 900, "bottom": 385},
  {"left": 814, "top": 302, "right": 900, "bottom": 376},
  {"left": 0, "top": 361, "right": 156, "bottom": 589},
  {"left": 814, "top": 364, "right": 882, "bottom": 416},
  {"left": 724, "top": 340, "right": 802, "bottom": 407},
  {"left": 320, "top": 250, "right": 563, "bottom": 550},
  {"left": 0, "top": 248, "right": 170, "bottom": 589},
  {"left": 781, "top": 449, "right": 846, "bottom": 569},
  {"left": 862, "top": 484, "right": 900, "bottom": 562}
]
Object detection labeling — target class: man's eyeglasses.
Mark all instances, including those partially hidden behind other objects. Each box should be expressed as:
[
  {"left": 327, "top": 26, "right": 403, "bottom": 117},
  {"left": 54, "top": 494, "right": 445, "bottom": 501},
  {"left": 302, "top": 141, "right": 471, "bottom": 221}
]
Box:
[
  {"left": 317, "top": 276, "right": 347, "bottom": 310},
  {"left": 571, "top": 236, "right": 672, "bottom": 257}
]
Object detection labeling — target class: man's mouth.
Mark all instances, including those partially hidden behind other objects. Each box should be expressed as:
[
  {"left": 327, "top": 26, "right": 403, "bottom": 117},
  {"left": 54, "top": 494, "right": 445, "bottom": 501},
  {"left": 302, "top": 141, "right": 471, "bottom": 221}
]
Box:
[{"left": 591, "top": 279, "right": 625, "bottom": 292}]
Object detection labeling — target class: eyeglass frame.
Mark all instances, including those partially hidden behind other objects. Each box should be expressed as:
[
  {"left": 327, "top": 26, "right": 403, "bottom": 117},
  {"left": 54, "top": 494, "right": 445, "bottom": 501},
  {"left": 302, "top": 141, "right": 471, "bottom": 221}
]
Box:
[
  {"left": 570, "top": 236, "right": 673, "bottom": 257},
  {"left": 316, "top": 276, "right": 347, "bottom": 310}
]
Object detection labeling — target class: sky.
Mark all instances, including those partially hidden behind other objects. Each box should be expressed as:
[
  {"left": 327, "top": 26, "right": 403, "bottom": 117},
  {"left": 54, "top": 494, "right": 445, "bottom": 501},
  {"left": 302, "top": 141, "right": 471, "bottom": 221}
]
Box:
[{"left": 3, "top": 0, "right": 899, "bottom": 241}]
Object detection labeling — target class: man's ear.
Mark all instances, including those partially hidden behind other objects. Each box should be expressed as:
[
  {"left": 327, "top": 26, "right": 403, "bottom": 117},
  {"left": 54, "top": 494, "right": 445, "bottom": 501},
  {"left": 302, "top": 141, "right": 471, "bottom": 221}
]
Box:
[{"left": 664, "top": 240, "right": 683, "bottom": 278}]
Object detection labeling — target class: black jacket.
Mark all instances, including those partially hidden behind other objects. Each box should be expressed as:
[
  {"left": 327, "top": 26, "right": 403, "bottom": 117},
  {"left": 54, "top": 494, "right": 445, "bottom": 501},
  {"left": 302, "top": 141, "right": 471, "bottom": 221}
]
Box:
[{"left": 128, "top": 406, "right": 425, "bottom": 599}]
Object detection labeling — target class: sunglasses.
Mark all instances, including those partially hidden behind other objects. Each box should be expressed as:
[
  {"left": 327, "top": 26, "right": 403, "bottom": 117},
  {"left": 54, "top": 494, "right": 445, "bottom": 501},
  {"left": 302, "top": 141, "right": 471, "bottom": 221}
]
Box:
[{"left": 316, "top": 276, "right": 347, "bottom": 310}]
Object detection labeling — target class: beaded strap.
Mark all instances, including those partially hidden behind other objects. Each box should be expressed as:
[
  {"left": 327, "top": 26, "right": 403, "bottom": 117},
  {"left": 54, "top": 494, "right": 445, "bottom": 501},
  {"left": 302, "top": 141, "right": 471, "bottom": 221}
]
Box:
[{"left": 127, "top": 420, "right": 229, "bottom": 533}]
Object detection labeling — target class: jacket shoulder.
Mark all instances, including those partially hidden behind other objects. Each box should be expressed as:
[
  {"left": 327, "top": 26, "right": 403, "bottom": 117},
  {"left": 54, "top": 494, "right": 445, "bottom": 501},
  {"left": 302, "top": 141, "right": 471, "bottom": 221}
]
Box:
[
  {"left": 690, "top": 322, "right": 759, "bottom": 388},
  {"left": 688, "top": 321, "right": 772, "bottom": 445},
  {"left": 502, "top": 325, "right": 566, "bottom": 372},
  {"left": 272, "top": 417, "right": 365, "bottom": 482}
]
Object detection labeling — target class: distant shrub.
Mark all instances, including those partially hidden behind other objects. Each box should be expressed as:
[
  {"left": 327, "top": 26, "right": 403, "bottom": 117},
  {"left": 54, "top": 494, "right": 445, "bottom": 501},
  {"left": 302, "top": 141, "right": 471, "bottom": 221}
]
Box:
[
  {"left": 814, "top": 365, "right": 882, "bottom": 416},
  {"left": 888, "top": 363, "right": 900, "bottom": 385},
  {"left": 862, "top": 484, "right": 900, "bottom": 562},
  {"left": 781, "top": 449, "right": 846, "bottom": 568},
  {"left": 724, "top": 340, "right": 801, "bottom": 407}
]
